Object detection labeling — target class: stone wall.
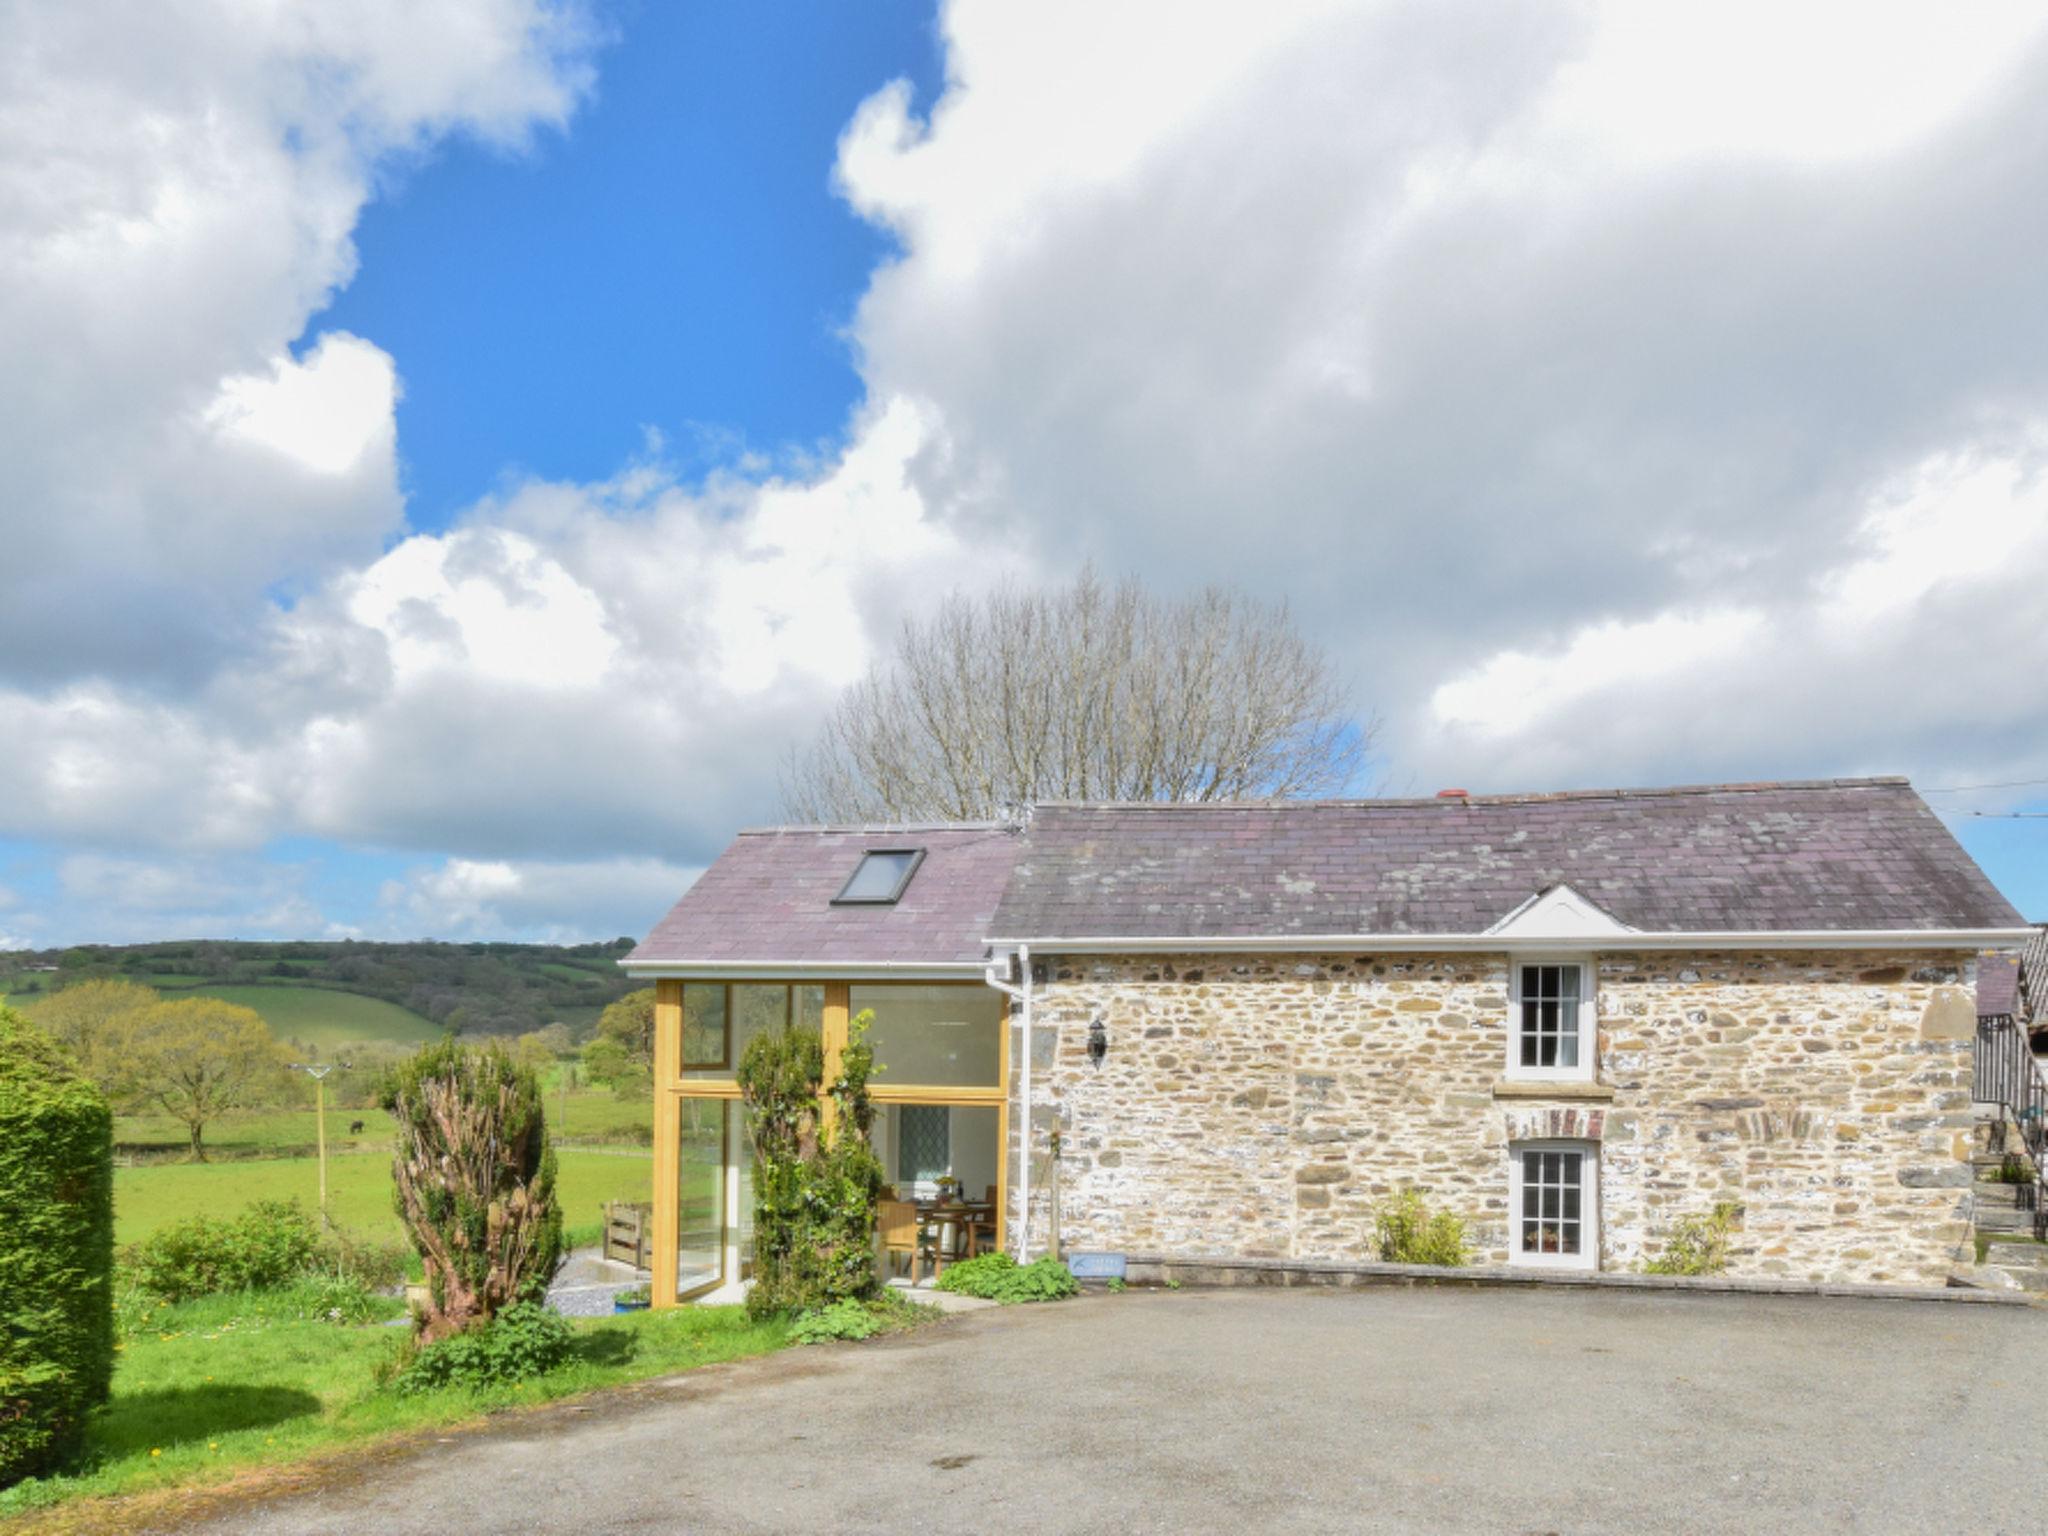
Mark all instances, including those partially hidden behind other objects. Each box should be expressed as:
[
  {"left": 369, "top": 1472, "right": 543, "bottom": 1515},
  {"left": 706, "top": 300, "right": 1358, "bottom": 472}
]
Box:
[{"left": 1005, "top": 951, "right": 1979, "bottom": 1286}]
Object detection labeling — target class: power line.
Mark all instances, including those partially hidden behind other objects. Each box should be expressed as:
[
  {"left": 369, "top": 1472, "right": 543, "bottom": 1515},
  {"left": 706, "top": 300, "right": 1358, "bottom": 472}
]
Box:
[
  {"left": 1965, "top": 810, "right": 2048, "bottom": 819},
  {"left": 1922, "top": 777, "right": 2048, "bottom": 794}
]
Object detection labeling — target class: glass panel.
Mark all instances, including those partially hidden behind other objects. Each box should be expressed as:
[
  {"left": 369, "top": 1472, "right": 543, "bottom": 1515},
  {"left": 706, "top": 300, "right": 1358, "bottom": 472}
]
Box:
[
  {"left": 852, "top": 985, "right": 1003, "bottom": 1087},
  {"left": 875, "top": 1105, "right": 1001, "bottom": 1258},
  {"left": 731, "top": 985, "right": 789, "bottom": 1072},
  {"left": 897, "top": 1105, "right": 950, "bottom": 1191},
  {"left": 677, "top": 1099, "right": 724, "bottom": 1295},
  {"left": 731, "top": 1102, "right": 755, "bottom": 1280},
  {"left": 838, "top": 850, "right": 921, "bottom": 902},
  {"left": 682, "top": 984, "right": 727, "bottom": 1071},
  {"left": 795, "top": 985, "right": 825, "bottom": 1034}
]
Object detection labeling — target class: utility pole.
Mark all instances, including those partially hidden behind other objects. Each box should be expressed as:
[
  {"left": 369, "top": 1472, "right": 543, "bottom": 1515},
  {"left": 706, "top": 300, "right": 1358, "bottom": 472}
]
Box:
[{"left": 288, "top": 1061, "right": 347, "bottom": 1225}]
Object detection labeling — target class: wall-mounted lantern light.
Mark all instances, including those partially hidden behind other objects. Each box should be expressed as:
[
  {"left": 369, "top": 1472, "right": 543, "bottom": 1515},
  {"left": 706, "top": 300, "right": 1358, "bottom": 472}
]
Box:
[{"left": 1087, "top": 1017, "right": 1108, "bottom": 1067}]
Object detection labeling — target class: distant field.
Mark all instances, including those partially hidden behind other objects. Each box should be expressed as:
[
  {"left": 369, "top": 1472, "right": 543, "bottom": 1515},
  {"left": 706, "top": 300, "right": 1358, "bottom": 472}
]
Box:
[
  {"left": 7, "top": 978, "right": 441, "bottom": 1049},
  {"left": 167, "top": 983, "right": 442, "bottom": 1048},
  {"left": 113, "top": 1147, "right": 654, "bottom": 1247}
]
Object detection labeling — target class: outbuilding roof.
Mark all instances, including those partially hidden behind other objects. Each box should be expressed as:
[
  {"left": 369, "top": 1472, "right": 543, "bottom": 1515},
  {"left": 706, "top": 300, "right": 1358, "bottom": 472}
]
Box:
[
  {"left": 627, "top": 778, "right": 2025, "bottom": 972},
  {"left": 628, "top": 824, "right": 1023, "bottom": 970},
  {"left": 987, "top": 778, "right": 2022, "bottom": 941}
]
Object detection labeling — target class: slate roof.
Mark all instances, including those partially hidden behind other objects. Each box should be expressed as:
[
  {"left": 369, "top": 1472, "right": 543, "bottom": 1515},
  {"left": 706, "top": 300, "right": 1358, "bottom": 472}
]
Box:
[
  {"left": 629, "top": 779, "right": 2025, "bottom": 969},
  {"left": 1979, "top": 927, "right": 2048, "bottom": 1021},
  {"left": 988, "top": 778, "right": 2024, "bottom": 940},
  {"left": 629, "top": 824, "right": 1023, "bottom": 967},
  {"left": 1978, "top": 952, "right": 2022, "bottom": 1018}
]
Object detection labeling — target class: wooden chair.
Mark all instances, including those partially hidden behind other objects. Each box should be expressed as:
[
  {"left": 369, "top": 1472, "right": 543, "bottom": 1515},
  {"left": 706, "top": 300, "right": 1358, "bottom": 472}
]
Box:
[
  {"left": 964, "top": 1187, "right": 999, "bottom": 1256},
  {"left": 877, "top": 1198, "right": 926, "bottom": 1284}
]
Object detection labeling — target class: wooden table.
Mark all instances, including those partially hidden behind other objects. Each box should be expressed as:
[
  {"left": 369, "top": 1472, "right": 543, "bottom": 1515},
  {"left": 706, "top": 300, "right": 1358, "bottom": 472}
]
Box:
[{"left": 917, "top": 1200, "right": 996, "bottom": 1262}]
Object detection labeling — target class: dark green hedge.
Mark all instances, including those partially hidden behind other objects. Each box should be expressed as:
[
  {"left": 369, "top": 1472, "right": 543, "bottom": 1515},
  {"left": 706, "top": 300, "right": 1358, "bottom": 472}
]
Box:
[{"left": 0, "top": 1007, "right": 115, "bottom": 1488}]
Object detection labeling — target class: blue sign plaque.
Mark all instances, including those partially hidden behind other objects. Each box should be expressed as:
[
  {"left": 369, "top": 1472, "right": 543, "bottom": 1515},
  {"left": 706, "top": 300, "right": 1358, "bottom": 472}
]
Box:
[{"left": 1066, "top": 1250, "right": 1127, "bottom": 1281}]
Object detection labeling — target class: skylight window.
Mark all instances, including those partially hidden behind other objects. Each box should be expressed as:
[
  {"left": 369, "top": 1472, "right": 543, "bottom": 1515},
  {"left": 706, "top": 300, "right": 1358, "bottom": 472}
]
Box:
[{"left": 833, "top": 848, "right": 925, "bottom": 905}]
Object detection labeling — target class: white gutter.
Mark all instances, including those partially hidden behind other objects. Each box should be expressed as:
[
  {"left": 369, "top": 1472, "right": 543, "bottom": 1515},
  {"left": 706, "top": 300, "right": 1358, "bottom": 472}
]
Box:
[
  {"left": 618, "top": 960, "right": 987, "bottom": 981},
  {"left": 981, "top": 928, "right": 2032, "bottom": 955},
  {"left": 982, "top": 943, "right": 1032, "bottom": 1263}
]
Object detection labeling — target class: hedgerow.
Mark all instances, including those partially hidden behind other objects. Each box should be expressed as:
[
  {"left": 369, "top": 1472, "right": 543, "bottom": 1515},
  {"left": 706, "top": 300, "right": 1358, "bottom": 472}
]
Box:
[{"left": 0, "top": 1008, "right": 115, "bottom": 1488}]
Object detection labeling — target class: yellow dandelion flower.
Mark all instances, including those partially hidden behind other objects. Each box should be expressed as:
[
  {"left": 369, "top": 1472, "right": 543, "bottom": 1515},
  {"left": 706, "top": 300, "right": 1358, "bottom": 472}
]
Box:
[{"left": 149, "top": 1449, "right": 161, "bottom": 1458}]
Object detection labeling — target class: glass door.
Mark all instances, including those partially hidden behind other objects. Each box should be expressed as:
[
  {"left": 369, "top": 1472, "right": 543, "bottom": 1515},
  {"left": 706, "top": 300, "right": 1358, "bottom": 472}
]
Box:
[{"left": 677, "top": 1099, "right": 726, "bottom": 1297}]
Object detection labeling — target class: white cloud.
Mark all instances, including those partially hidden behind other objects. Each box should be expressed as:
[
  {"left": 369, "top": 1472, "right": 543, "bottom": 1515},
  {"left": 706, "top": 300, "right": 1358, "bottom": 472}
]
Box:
[
  {"left": 9, "top": 0, "right": 2048, "bottom": 942},
  {"left": 207, "top": 332, "right": 399, "bottom": 477},
  {"left": 0, "top": 0, "right": 594, "bottom": 685},
  {"left": 380, "top": 855, "right": 703, "bottom": 943}
]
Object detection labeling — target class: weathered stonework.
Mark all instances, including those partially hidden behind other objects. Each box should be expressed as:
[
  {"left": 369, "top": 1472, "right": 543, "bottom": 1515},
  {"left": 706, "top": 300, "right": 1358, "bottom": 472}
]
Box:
[{"left": 1006, "top": 951, "right": 1977, "bottom": 1287}]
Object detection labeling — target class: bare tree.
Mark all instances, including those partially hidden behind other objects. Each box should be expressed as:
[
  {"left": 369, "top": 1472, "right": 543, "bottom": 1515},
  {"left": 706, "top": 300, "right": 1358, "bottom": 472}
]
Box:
[{"left": 781, "top": 569, "right": 1372, "bottom": 822}]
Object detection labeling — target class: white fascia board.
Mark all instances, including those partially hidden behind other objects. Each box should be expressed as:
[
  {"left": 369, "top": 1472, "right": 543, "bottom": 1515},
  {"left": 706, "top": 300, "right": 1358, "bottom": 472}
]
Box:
[
  {"left": 981, "top": 928, "right": 2034, "bottom": 955},
  {"left": 616, "top": 960, "right": 990, "bottom": 982},
  {"left": 1486, "top": 883, "right": 1638, "bottom": 940}
]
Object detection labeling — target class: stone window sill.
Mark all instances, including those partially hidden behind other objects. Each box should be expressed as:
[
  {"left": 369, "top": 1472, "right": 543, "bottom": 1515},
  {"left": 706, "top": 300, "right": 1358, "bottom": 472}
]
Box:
[{"left": 1492, "top": 1079, "right": 1617, "bottom": 1102}]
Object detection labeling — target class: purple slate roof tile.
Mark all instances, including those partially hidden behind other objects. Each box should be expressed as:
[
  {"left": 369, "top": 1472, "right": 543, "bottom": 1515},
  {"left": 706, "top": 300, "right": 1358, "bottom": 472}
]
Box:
[
  {"left": 989, "top": 778, "right": 2023, "bottom": 940},
  {"left": 630, "top": 824, "right": 1023, "bottom": 967},
  {"left": 1978, "top": 951, "right": 2022, "bottom": 1018},
  {"left": 631, "top": 779, "right": 2025, "bottom": 968}
]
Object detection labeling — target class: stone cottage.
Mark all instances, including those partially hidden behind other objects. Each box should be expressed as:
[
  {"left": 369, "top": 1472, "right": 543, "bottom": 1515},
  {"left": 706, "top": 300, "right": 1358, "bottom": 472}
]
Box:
[{"left": 625, "top": 777, "right": 2031, "bottom": 1300}]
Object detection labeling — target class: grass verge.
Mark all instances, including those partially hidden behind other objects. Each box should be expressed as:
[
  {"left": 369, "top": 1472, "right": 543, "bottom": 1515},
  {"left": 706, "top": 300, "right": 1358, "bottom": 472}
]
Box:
[
  {"left": 113, "top": 1148, "right": 653, "bottom": 1248},
  {"left": 0, "top": 1286, "right": 791, "bottom": 1527}
]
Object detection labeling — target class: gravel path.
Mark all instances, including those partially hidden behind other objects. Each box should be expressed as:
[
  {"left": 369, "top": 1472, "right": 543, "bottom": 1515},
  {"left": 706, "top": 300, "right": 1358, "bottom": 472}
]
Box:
[
  {"left": 543, "top": 1247, "right": 645, "bottom": 1318},
  {"left": 163, "top": 1285, "right": 2048, "bottom": 1535}
]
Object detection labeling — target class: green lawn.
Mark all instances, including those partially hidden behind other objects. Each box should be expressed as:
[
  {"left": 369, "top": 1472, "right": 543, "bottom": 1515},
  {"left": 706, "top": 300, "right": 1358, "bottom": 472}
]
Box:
[
  {"left": 114, "top": 1149, "right": 653, "bottom": 1249},
  {"left": 114, "top": 1089, "right": 651, "bottom": 1161},
  {"left": 0, "top": 1288, "right": 790, "bottom": 1521}
]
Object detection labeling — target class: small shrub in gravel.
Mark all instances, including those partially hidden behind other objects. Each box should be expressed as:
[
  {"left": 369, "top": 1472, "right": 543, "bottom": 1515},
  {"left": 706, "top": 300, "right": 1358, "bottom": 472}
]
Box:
[
  {"left": 1643, "top": 1202, "right": 1741, "bottom": 1277},
  {"left": 790, "top": 1300, "right": 883, "bottom": 1344},
  {"left": 1374, "top": 1189, "right": 1468, "bottom": 1267},
  {"left": 934, "top": 1254, "right": 1078, "bottom": 1303}
]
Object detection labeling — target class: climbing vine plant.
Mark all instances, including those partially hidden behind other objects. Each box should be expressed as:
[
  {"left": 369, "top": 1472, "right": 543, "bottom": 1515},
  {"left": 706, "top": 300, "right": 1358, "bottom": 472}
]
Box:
[{"left": 736, "top": 1008, "right": 884, "bottom": 1318}]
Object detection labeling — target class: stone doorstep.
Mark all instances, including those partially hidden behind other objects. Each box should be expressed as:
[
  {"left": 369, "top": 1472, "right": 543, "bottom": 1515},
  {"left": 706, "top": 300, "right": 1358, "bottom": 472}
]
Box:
[{"left": 1119, "top": 1253, "right": 2034, "bottom": 1306}]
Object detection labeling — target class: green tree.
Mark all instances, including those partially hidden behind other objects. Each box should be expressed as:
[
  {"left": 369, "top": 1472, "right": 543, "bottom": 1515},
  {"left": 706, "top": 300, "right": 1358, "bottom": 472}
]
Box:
[
  {"left": 26, "top": 978, "right": 158, "bottom": 1087},
  {"left": 595, "top": 987, "right": 655, "bottom": 1065},
  {"left": 107, "top": 998, "right": 290, "bottom": 1161},
  {"left": 381, "top": 1040, "right": 562, "bottom": 1344},
  {"left": 579, "top": 1035, "right": 646, "bottom": 1096},
  {"left": 0, "top": 1008, "right": 114, "bottom": 1487}
]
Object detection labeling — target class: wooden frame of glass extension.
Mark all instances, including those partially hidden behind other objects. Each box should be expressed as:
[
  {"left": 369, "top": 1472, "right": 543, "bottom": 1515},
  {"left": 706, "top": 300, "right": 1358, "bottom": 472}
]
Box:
[{"left": 651, "top": 978, "right": 1011, "bottom": 1307}]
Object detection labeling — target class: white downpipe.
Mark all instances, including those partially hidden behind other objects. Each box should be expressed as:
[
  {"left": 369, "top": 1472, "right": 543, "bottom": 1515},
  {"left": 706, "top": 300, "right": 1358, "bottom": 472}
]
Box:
[{"left": 983, "top": 942, "right": 1033, "bottom": 1262}]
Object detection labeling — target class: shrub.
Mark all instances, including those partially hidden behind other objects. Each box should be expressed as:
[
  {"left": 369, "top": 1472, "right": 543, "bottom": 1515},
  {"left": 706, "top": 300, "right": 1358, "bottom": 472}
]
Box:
[
  {"left": 933, "top": 1254, "right": 1079, "bottom": 1303},
  {"left": 1643, "top": 1201, "right": 1741, "bottom": 1276},
  {"left": 314, "top": 1229, "right": 412, "bottom": 1292},
  {"left": 124, "top": 1200, "right": 321, "bottom": 1302},
  {"left": 391, "top": 1301, "right": 573, "bottom": 1394},
  {"left": 790, "top": 1300, "right": 884, "bottom": 1345},
  {"left": 1374, "top": 1189, "right": 1469, "bottom": 1267},
  {"left": 382, "top": 1041, "right": 563, "bottom": 1343},
  {"left": 0, "top": 1008, "right": 115, "bottom": 1488},
  {"left": 737, "top": 1010, "right": 884, "bottom": 1319},
  {"left": 298, "top": 1274, "right": 383, "bottom": 1325}
]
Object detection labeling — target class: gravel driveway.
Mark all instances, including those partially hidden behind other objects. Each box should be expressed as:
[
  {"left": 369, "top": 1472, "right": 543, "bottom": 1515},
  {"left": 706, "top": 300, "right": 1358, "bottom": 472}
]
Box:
[{"left": 168, "top": 1286, "right": 2047, "bottom": 1535}]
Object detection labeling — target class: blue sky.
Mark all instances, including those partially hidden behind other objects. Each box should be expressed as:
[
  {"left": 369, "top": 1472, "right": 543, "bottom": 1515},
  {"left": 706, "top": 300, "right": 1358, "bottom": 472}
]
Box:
[
  {"left": 0, "top": 1, "right": 2043, "bottom": 948},
  {"left": 323, "top": 2, "right": 943, "bottom": 530}
]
